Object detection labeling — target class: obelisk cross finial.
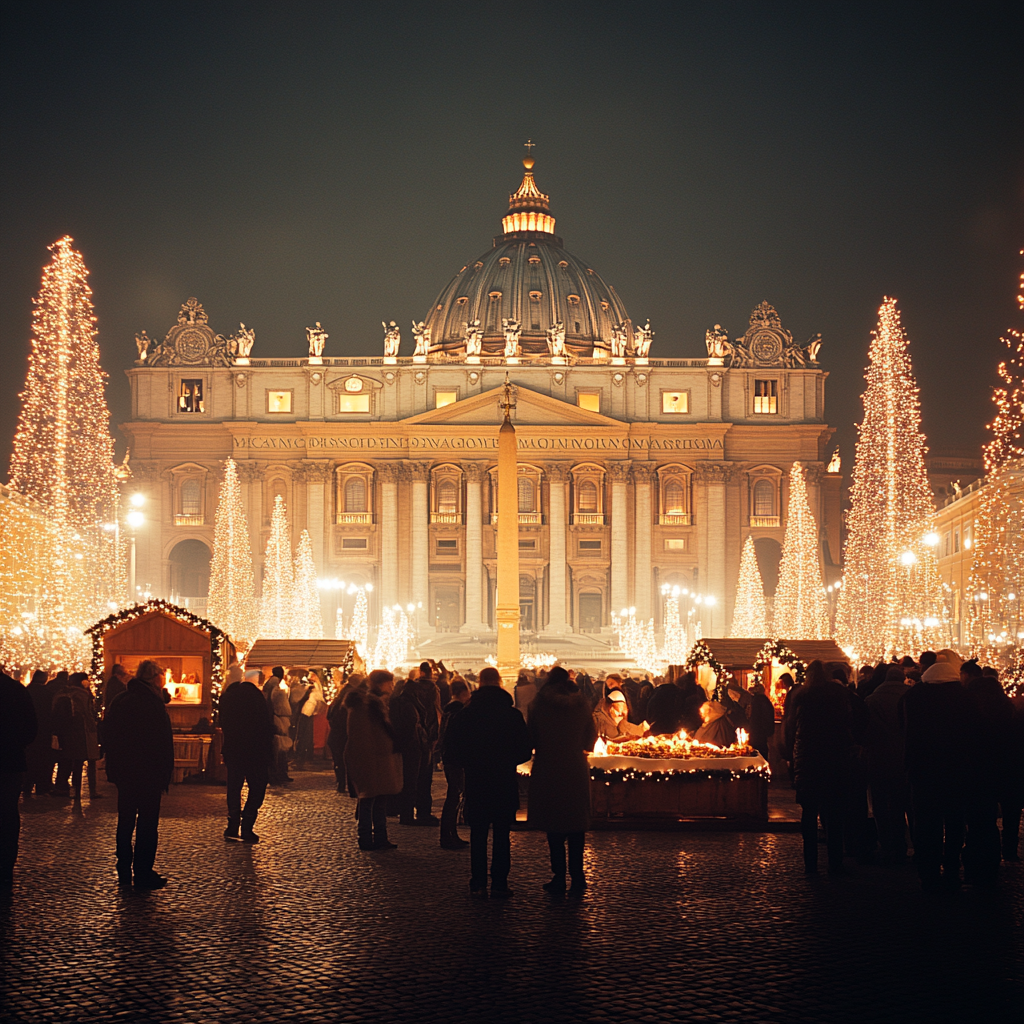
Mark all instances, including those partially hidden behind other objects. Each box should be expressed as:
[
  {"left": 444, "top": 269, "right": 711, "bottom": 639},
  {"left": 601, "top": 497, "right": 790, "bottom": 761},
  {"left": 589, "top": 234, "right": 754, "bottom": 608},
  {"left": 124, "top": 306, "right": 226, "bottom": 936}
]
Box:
[{"left": 502, "top": 371, "right": 515, "bottom": 421}]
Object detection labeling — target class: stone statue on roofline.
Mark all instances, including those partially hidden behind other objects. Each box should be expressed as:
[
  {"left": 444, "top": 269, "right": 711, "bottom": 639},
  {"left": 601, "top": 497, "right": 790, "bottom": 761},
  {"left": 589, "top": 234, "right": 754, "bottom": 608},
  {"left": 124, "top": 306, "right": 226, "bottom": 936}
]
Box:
[
  {"left": 382, "top": 321, "right": 401, "bottom": 358},
  {"left": 464, "top": 319, "right": 483, "bottom": 358},
  {"left": 546, "top": 320, "right": 566, "bottom": 359},
  {"left": 235, "top": 323, "right": 256, "bottom": 359},
  {"left": 634, "top": 320, "right": 654, "bottom": 358},
  {"left": 135, "top": 330, "right": 152, "bottom": 362},
  {"left": 305, "top": 322, "right": 327, "bottom": 359},
  {"left": 705, "top": 324, "right": 731, "bottom": 360},
  {"left": 610, "top": 321, "right": 629, "bottom": 359},
  {"left": 411, "top": 320, "right": 431, "bottom": 357},
  {"left": 502, "top": 318, "right": 522, "bottom": 359}
]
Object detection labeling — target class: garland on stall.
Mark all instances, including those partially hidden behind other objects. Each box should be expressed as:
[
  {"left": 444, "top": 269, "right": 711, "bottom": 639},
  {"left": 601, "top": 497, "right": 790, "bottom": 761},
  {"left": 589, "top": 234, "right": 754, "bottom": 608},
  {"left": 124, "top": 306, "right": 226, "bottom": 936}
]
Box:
[
  {"left": 591, "top": 764, "right": 771, "bottom": 784},
  {"left": 751, "top": 639, "right": 807, "bottom": 709},
  {"left": 685, "top": 638, "right": 735, "bottom": 700},
  {"left": 85, "top": 599, "right": 229, "bottom": 710}
]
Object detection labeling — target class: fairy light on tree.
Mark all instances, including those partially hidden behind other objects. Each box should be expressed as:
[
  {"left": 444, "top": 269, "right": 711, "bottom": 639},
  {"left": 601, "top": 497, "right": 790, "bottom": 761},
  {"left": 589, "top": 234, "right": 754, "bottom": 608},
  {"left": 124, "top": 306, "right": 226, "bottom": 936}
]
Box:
[
  {"left": 836, "top": 298, "right": 944, "bottom": 660},
  {"left": 292, "top": 529, "right": 324, "bottom": 639},
  {"left": 731, "top": 535, "right": 768, "bottom": 637},
  {"left": 773, "top": 462, "right": 829, "bottom": 639},
  {"left": 967, "top": 255, "right": 1024, "bottom": 686},
  {"left": 206, "top": 458, "right": 258, "bottom": 652},
  {"left": 350, "top": 586, "right": 368, "bottom": 658},
  {"left": 259, "top": 495, "right": 295, "bottom": 638}
]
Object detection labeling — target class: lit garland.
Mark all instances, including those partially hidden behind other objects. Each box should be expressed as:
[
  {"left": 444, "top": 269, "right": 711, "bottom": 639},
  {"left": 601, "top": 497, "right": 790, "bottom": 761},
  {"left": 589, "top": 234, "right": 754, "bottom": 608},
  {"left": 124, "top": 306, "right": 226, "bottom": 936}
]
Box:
[
  {"left": 259, "top": 494, "right": 295, "bottom": 638},
  {"left": 206, "top": 458, "right": 258, "bottom": 653},
  {"left": 731, "top": 535, "right": 767, "bottom": 637},
  {"left": 836, "top": 298, "right": 945, "bottom": 660},
  {"left": 966, "top": 255, "right": 1024, "bottom": 691},
  {"left": 751, "top": 638, "right": 807, "bottom": 709},
  {"left": 685, "top": 638, "right": 735, "bottom": 697},
  {"left": 590, "top": 764, "right": 771, "bottom": 784},
  {"left": 773, "top": 462, "right": 829, "bottom": 639},
  {"left": 292, "top": 529, "right": 324, "bottom": 639},
  {"left": 85, "top": 599, "right": 229, "bottom": 706}
]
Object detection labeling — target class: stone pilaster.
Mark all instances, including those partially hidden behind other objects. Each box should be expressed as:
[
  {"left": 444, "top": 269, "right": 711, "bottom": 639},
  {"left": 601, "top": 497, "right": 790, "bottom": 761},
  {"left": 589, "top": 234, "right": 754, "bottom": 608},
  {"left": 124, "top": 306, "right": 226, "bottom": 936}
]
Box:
[
  {"left": 546, "top": 462, "right": 571, "bottom": 633},
  {"left": 632, "top": 463, "right": 654, "bottom": 622},
  {"left": 608, "top": 462, "right": 631, "bottom": 618},
  {"left": 409, "top": 462, "right": 431, "bottom": 631},
  {"left": 696, "top": 461, "right": 731, "bottom": 636},
  {"left": 378, "top": 462, "right": 401, "bottom": 611},
  {"left": 462, "top": 463, "right": 487, "bottom": 632},
  {"left": 302, "top": 461, "right": 332, "bottom": 573}
]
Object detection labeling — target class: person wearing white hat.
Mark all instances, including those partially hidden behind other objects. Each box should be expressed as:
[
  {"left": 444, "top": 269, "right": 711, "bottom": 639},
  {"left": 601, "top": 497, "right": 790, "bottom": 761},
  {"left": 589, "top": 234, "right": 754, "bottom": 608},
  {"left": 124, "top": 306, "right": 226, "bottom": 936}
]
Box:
[
  {"left": 593, "top": 690, "right": 647, "bottom": 743},
  {"left": 219, "top": 667, "right": 274, "bottom": 843}
]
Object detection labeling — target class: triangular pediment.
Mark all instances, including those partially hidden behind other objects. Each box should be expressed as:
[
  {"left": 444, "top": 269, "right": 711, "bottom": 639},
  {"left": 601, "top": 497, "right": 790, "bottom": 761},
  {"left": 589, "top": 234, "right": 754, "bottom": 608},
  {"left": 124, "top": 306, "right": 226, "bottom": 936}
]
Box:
[{"left": 402, "top": 386, "right": 623, "bottom": 428}]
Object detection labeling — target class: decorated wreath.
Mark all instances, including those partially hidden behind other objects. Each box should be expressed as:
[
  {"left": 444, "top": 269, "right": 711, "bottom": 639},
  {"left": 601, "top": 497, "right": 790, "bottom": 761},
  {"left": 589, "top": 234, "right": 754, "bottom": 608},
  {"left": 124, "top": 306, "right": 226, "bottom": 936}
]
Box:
[
  {"left": 685, "top": 638, "right": 735, "bottom": 700},
  {"left": 751, "top": 638, "right": 807, "bottom": 707}
]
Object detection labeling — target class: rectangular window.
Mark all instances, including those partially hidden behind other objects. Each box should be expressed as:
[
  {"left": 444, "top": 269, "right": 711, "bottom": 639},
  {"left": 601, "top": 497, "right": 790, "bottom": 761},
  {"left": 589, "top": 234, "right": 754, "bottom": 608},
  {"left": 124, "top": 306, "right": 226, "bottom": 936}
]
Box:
[
  {"left": 578, "top": 540, "right": 602, "bottom": 556},
  {"left": 954, "top": 529, "right": 960, "bottom": 553},
  {"left": 436, "top": 539, "right": 458, "bottom": 550},
  {"left": 665, "top": 538, "right": 688, "bottom": 552},
  {"left": 577, "top": 392, "right": 600, "bottom": 413},
  {"left": 662, "top": 391, "right": 689, "bottom": 414},
  {"left": 337, "top": 393, "right": 370, "bottom": 414},
  {"left": 518, "top": 539, "right": 536, "bottom": 550},
  {"left": 753, "top": 379, "right": 778, "bottom": 414},
  {"left": 267, "top": 390, "right": 292, "bottom": 413},
  {"left": 964, "top": 524, "right": 972, "bottom": 550},
  {"left": 178, "top": 379, "right": 204, "bottom": 413},
  {"left": 435, "top": 391, "right": 458, "bottom": 409},
  {"left": 342, "top": 537, "right": 368, "bottom": 550}
]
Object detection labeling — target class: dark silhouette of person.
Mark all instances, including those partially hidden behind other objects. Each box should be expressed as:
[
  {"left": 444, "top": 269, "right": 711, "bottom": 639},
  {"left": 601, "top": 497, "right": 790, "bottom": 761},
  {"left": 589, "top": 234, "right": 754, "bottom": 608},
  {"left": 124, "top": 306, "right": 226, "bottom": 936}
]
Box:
[
  {"left": 445, "top": 666, "right": 532, "bottom": 897},
  {"left": 219, "top": 667, "right": 274, "bottom": 843},
  {"left": 103, "top": 659, "right": 174, "bottom": 889},
  {"left": 528, "top": 665, "right": 598, "bottom": 894},
  {"left": 747, "top": 682, "right": 777, "bottom": 762},
  {"left": 865, "top": 666, "right": 912, "bottom": 864},
  {"left": 784, "top": 659, "right": 854, "bottom": 875},
  {"left": 51, "top": 672, "right": 103, "bottom": 801},
  {"left": 103, "top": 663, "right": 129, "bottom": 714},
  {"left": 0, "top": 668, "right": 37, "bottom": 887},
  {"left": 23, "top": 670, "right": 53, "bottom": 796},
  {"left": 437, "top": 677, "right": 471, "bottom": 849}
]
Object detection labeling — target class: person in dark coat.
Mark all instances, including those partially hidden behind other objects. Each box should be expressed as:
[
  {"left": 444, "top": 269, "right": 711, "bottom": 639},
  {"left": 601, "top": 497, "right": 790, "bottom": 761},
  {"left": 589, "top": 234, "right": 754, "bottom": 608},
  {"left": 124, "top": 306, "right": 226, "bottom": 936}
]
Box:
[
  {"left": 648, "top": 672, "right": 703, "bottom": 736},
  {"left": 389, "top": 679, "right": 426, "bottom": 825},
  {"left": 0, "top": 669, "right": 37, "bottom": 887},
  {"left": 1002, "top": 692, "right": 1024, "bottom": 861},
  {"left": 445, "top": 667, "right": 532, "bottom": 897},
  {"left": 528, "top": 666, "right": 598, "bottom": 894},
  {"left": 326, "top": 673, "right": 364, "bottom": 793},
  {"left": 783, "top": 660, "right": 854, "bottom": 875},
  {"left": 405, "top": 672, "right": 441, "bottom": 823},
  {"left": 747, "top": 683, "right": 776, "bottom": 762},
  {"left": 865, "top": 666, "right": 911, "bottom": 863},
  {"left": 900, "top": 659, "right": 972, "bottom": 891},
  {"left": 437, "top": 677, "right": 471, "bottom": 849},
  {"left": 103, "top": 660, "right": 174, "bottom": 889},
  {"left": 220, "top": 667, "right": 274, "bottom": 843},
  {"left": 44, "top": 670, "right": 68, "bottom": 785},
  {"left": 103, "top": 664, "right": 129, "bottom": 714},
  {"left": 23, "top": 670, "right": 53, "bottom": 796},
  {"left": 52, "top": 672, "right": 103, "bottom": 801}
]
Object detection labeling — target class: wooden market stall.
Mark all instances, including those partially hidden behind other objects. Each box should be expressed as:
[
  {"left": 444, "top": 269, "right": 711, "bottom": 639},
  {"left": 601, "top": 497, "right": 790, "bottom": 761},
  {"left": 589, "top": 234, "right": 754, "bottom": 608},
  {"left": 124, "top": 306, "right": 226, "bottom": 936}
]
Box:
[{"left": 87, "top": 600, "right": 235, "bottom": 782}]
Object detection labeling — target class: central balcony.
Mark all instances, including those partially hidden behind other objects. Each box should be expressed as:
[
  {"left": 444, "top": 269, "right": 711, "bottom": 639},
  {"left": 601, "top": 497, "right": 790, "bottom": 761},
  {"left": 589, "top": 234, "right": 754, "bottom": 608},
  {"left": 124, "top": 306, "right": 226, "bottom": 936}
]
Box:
[
  {"left": 490, "top": 512, "right": 545, "bottom": 525},
  {"left": 174, "top": 514, "right": 204, "bottom": 527},
  {"left": 430, "top": 513, "right": 464, "bottom": 525},
  {"left": 749, "top": 515, "right": 781, "bottom": 528},
  {"left": 658, "top": 513, "right": 692, "bottom": 526},
  {"left": 571, "top": 513, "right": 607, "bottom": 525},
  {"left": 335, "top": 512, "right": 375, "bottom": 525}
]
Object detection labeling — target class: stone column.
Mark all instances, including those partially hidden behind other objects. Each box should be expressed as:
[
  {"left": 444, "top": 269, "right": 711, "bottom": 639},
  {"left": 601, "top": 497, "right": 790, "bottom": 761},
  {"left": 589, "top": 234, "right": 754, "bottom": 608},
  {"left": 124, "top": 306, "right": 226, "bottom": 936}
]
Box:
[
  {"left": 462, "top": 463, "right": 486, "bottom": 632},
  {"left": 609, "top": 462, "right": 631, "bottom": 617},
  {"left": 546, "top": 462, "right": 571, "bottom": 633},
  {"left": 409, "top": 462, "right": 431, "bottom": 631},
  {"left": 697, "top": 462, "right": 730, "bottom": 636},
  {"left": 302, "top": 462, "right": 331, "bottom": 573},
  {"left": 378, "top": 462, "right": 400, "bottom": 611},
  {"left": 633, "top": 463, "right": 654, "bottom": 622}
]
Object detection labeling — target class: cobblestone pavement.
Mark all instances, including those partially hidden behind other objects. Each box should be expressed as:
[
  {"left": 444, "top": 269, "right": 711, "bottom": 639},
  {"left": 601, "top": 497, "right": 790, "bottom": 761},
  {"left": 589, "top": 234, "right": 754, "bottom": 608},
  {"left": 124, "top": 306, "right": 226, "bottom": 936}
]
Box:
[{"left": 2, "top": 770, "right": 1022, "bottom": 1024}]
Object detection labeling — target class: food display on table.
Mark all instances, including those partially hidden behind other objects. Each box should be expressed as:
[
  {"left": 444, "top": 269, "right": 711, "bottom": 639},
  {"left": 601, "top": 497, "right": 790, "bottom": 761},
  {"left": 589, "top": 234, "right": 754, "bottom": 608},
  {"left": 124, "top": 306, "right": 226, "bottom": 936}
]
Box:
[{"left": 598, "top": 729, "right": 757, "bottom": 760}]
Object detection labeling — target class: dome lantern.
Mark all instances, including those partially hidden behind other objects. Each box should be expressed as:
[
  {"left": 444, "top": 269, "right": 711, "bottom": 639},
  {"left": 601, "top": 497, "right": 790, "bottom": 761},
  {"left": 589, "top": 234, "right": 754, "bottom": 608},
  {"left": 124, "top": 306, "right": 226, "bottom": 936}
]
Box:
[{"left": 502, "top": 143, "right": 557, "bottom": 239}]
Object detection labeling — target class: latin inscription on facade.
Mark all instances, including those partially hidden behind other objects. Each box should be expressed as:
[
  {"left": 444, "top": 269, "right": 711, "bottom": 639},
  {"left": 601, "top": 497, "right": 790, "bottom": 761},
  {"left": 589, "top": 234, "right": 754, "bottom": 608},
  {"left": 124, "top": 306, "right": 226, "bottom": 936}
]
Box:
[{"left": 233, "top": 435, "right": 724, "bottom": 452}]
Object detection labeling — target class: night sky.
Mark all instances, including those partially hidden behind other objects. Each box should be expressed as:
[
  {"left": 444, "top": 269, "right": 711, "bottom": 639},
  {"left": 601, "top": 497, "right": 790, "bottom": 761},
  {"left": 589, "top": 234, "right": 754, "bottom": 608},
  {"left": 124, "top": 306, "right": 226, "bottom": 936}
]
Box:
[{"left": 1, "top": 1, "right": 1021, "bottom": 467}]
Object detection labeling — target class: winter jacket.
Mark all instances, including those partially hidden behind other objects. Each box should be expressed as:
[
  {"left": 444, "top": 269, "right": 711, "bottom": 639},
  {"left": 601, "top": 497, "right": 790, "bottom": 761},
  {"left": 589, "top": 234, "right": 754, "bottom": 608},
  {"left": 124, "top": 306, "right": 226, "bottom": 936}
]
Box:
[
  {"left": 694, "top": 701, "right": 737, "bottom": 748},
  {"left": 864, "top": 680, "right": 910, "bottom": 777},
  {"left": 219, "top": 680, "right": 274, "bottom": 765},
  {"left": 445, "top": 686, "right": 532, "bottom": 826},
  {"left": 783, "top": 679, "right": 854, "bottom": 801},
  {"left": 747, "top": 692, "right": 777, "bottom": 757},
  {"left": 343, "top": 689, "right": 403, "bottom": 799},
  {"left": 437, "top": 698, "right": 466, "bottom": 763},
  {"left": 0, "top": 672, "right": 37, "bottom": 772},
  {"left": 24, "top": 679, "right": 52, "bottom": 761},
  {"left": 103, "top": 679, "right": 174, "bottom": 791},
  {"left": 269, "top": 685, "right": 293, "bottom": 752},
  {"left": 326, "top": 681, "right": 362, "bottom": 757},
  {"left": 900, "top": 679, "right": 971, "bottom": 785},
  {"left": 52, "top": 684, "right": 101, "bottom": 762},
  {"left": 527, "top": 679, "right": 597, "bottom": 833},
  {"left": 646, "top": 682, "right": 685, "bottom": 735}
]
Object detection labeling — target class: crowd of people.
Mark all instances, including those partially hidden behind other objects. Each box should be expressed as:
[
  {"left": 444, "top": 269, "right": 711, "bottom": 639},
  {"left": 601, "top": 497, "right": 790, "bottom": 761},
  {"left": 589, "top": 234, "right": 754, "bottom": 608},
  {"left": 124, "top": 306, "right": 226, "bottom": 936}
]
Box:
[{"left": 0, "top": 652, "right": 1021, "bottom": 898}]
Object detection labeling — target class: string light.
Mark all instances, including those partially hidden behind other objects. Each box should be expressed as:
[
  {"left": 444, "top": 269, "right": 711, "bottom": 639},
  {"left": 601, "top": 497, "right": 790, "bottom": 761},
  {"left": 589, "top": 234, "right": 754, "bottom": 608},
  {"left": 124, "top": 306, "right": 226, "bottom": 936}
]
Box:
[
  {"left": 259, "top": 494, "right": 295, "bottom": 638},
  {"left": 372, "top": 605, "right": 411, "bottom": 670},
  {"left": 731, "top": 535, "right": 768, "bottom": 637},
  {"left": 836, "top": 298, "right": 944, "bottom": 660},
  {"left": 292, "top": 529, "right": 324, "bottom": 639},
  {"left": 751, "top": 639, "right": 807, "bottom": 709},
  {"left": 206, "top": 458, "right": 258, "bottom": 653}
]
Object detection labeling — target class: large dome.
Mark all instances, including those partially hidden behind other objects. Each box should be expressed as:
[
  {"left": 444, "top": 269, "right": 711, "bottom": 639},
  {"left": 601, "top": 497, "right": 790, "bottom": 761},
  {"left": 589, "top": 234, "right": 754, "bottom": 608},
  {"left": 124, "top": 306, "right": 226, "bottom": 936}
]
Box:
[{"left": 423, "top": 156, "right": 632, "bottom": 358}]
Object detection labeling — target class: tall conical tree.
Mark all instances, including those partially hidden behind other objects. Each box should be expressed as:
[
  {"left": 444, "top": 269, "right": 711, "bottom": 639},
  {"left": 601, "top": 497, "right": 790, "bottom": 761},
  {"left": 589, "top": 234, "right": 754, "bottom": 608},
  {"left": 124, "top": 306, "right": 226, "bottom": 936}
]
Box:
[
  {"left": 731, "top": 535, "right": 768, "bottom": 637},
  {"left": 773, "top": 462, "right": 829, "bottom": 639},
  {"left": 206, "top": 458, "right": 258, "bottom": 650},
  {"left": 836, "top": 298, "right": 943, "bottom": 659},
  {"left": 967, "top": 257, "right": 1024, "bottom": 680},
  {"left": 292, "top": 529, "right": 324, "bottom": 639},
  {"left": 260, "top": 494, "right": 295, "bottom": 638}
]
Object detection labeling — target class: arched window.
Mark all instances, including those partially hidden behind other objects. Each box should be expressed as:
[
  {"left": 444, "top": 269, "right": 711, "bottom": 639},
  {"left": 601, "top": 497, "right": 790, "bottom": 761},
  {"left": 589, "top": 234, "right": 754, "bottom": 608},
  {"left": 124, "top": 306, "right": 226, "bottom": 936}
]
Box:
[
  {"left": 181, "top": 479, "right": 201, "bottom": 516},
  {"left": 518, "top": 478, "right": 535, "bottom": 513},
  {"left": 753, "top": 479, "right": 774, "bottom": 518},
  {"left": 438, "top": 480, "right": 458, "bottom": 515},
  {"left": 578, "top": 481, "right": 598, "bottom": 513},
  {"left": 345, "top": 477, "right": 367, "bottom": 513},
  {"left": 663, "top": 480, "right": 685, "bottom": 516}
]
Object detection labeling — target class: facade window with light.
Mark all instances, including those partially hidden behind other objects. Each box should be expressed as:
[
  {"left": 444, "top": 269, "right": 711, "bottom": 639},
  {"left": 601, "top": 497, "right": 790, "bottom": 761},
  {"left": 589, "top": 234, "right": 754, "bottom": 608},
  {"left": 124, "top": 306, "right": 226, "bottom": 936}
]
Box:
[
  {"left": 431, "top": 465, "right": 463, "bottom": 523},
  {"left": 336, "top": 464, "right": 374, "bottom": 523},
  {"left": 178, "top": 379, "right": 204, "bottom": 413},
  {"left": 438, "top": 480, "right": 458, "bottom": 516},
  {"left": 435, "top": 390, "right": 458, "bottom": 409},
  {"left": 753, "top": 480, "right": 774, "bottom": 517},
  {"left": 267, "top": 390, "right": 292, "bottom": 413},
  {"left": 578, "top": 481, "right": 598, "bottom": 513},
  {"left": 180, "top": 479, "right": 201, "bottom": 517},
  {"left": 337, "top": 393, "right": 370, "bottom": 414},
  {"left": 576, "top": 391, "right": 600, "bottom": 412},
  {"left": 662, "top": 391, "right": 689, "bottom": 414},
  {"left": 753, "top": 379, "right": 778, "bottom": 414}
]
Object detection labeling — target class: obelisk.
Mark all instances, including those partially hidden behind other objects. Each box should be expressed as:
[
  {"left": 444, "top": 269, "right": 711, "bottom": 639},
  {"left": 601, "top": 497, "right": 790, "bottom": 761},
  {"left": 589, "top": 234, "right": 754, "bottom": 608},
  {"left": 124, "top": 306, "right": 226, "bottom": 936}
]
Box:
[{"left": 495, "top": 374, "right": 520, "bottom": 688}]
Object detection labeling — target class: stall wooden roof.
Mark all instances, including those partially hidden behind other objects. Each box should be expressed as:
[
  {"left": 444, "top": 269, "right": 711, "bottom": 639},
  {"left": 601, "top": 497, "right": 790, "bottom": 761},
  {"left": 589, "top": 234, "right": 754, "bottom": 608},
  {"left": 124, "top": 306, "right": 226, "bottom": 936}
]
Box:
[
  {"left": 699, "top": 638, "right": 850, "bottom": 667},
  {"left": 245, "top": 639, "right": 356, "bottom": 666}
]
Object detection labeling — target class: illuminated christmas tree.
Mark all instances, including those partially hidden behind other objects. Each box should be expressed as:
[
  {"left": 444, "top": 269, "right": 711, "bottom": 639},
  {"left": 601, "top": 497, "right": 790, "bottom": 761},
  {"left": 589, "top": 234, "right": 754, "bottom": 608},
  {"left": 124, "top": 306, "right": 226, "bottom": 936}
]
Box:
[
  {"left": 773, "top": 462, "right": 829, "bottom": 639},
  {"left": 731, "top": 535, "right": 768, "bottom": 637},
  {"left": 966, "top": 257, "right": 1024, "bottom": 685},
  {"left": 4, "top": 237, "right": 119, "bottom": 668},
  {"left": 259, "top": 494, "right": 295, "bottom": 638},
  {"left": 292, "top": 529, "right": 324, "bottom": 639},
  {"left": 206, "top": 458, "right": 258, "bottom": 651},
  {"left": 348, "top": 587, "right": 369, "bottom": 658}
]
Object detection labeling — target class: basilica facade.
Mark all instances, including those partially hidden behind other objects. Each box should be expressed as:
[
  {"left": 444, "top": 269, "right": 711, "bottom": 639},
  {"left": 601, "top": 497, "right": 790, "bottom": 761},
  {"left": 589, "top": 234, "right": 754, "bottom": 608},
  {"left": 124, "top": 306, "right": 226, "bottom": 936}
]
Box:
[{"left": 122, "top": 156, "right": 842, "bottom": 650}]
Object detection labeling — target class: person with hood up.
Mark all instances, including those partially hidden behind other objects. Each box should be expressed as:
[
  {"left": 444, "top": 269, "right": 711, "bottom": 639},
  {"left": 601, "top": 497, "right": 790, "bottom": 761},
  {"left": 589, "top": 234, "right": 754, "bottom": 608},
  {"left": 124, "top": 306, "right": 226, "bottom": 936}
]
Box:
[
  {"left": 865, "top": 665, "right": 912, "bottom": 864},
  {"left": 694, "top": 698, "right": 737, "bottom": 748},
  {"left": 344, "top": 670, "right": 402, "bottom": 851},
  {"left": 527, "top": 666, "right": 598, "bottom": 895},
  {"left": 219, "top": 667, "right": 274, "bottom": 843},
  {"left": 445, "top": 667, "right": 532, "bottom": 897},
  {"left": 593, "top": 690, "right": 646, "bottom": 743},
  {"left": 52, "top": 672, "right": 103, "bottom": 802},
  {"left": 900, "top": 657, "right": 971, "bottom": 891}
]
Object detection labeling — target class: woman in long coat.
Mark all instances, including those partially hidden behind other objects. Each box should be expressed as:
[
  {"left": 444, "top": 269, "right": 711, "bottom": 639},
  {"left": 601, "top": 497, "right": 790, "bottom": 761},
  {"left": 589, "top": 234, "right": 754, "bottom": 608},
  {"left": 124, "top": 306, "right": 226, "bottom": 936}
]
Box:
[
  {"left": 52, "top": 672, "right": 102, "bottom": 801},
  {"left": 528, "top": 666, "right": 598, "bottom": 893},
  {"left": 344, "top": 670, "right": 403, "bottom": 851}
]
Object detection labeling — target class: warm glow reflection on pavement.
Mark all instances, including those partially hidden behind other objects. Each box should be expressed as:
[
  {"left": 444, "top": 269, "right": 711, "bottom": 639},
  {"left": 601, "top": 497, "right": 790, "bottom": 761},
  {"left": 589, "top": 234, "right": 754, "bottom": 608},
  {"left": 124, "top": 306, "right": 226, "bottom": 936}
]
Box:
[{"left": 1, "top": 771, "right": 1022, "bottom": 1023}]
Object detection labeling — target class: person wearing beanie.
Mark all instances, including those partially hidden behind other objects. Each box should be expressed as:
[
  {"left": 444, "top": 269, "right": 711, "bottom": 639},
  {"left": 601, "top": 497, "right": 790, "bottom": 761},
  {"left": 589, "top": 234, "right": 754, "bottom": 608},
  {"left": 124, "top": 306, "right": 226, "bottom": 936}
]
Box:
[
  {"left": 219, "top": 667, "right": 275, "bottom": 843},
  {"left": 865, "top": 665, "right": 912, "bottom": 864},
  {"left": 900, "top": 659, "right": 971, "bottom": 890}
]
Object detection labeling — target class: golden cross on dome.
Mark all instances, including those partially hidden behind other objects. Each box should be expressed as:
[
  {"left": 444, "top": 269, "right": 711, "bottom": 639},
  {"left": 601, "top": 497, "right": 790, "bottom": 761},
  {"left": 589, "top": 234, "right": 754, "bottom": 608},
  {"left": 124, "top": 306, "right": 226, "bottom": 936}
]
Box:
[{"left": 524, "top": 139, "right": 535, "bottom": 155}]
